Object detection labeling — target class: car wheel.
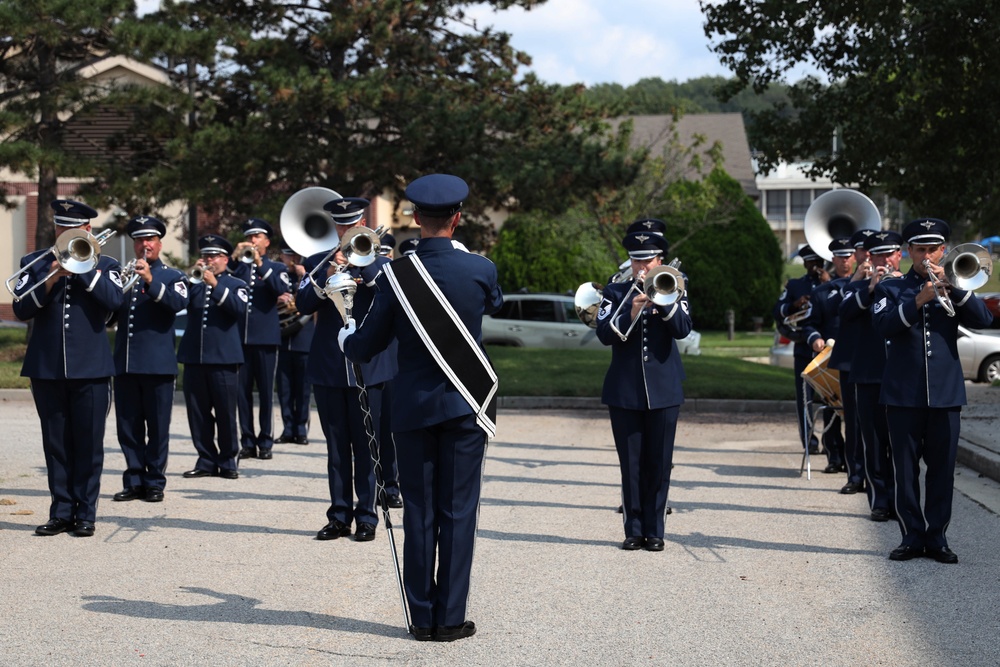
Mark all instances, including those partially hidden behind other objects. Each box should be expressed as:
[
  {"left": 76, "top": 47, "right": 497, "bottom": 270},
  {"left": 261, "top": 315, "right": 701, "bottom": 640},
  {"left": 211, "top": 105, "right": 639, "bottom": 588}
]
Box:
[{"left": 979, "top": 354, "right": 1000, "bottom": 383}]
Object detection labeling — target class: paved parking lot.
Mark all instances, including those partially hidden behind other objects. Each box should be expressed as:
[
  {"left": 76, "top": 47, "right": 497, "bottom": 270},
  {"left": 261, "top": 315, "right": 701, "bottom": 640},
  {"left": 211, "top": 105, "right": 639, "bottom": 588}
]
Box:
[{"left": 2, "top": 398, "right": 999, "bottom": 666}]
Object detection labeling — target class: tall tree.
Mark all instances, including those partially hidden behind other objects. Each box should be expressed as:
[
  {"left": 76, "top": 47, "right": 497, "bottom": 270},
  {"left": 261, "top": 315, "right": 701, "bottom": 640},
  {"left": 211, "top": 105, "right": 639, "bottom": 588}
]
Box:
[
  {"left": 0, "top": 0, "right": 135, "bottom": 249},
  {"left": 118, "top": 0, "right": 641, "bottom": 250},
  {"left": 702, "top": 0, "right": 1000, "bottom": 235}
]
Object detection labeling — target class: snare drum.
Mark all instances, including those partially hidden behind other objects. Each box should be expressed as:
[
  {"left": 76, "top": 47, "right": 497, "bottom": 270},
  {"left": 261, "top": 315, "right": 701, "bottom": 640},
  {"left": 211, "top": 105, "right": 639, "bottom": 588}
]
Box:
[{"left": 801, "top": 343, "right": 842, "bottom": 411}]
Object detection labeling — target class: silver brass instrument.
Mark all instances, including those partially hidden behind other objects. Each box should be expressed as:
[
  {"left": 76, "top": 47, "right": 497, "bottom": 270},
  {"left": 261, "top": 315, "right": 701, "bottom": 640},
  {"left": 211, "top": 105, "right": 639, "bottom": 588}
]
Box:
[
  {"left": 609, "top": 259, "right": 684, "bottom": 341},
  {"left": 922, "top": 243, "right": 994, "bottom": 318},
  {"left": 120, "top": 249, "right": 146, "bottom": 292},
  {"left": 238, "top": 246, "right": 257, "bottom": 264},
  {"left": 803, "top": 189, "right": 882, "bottom": 262},
  {"left": 340, "top": 225, "right": 383, "bottom": 268},
  {"left": 189, "top": 265, "right": 205, "bottom": 284},
  {"left": 6, "top": 228, "right": 116, "bottom": 302},
  {"left": 280, "top": 186, "right": 343, "bottom": 259},
  {"left": 783, "top": 303, "right": 813, "bottom": 328},
  {"left": 944, "top": 243, "right": 993, "bottom": 291}
]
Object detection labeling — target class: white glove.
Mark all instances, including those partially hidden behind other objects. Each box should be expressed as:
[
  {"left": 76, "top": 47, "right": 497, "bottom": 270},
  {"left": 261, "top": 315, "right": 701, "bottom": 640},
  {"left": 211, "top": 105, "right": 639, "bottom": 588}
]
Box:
[
  {"left": 324, "top": 271, "right": 356, "bottom": 297},
  {"left": 337, "top": 318, "right": 356, "bottom": 352}
]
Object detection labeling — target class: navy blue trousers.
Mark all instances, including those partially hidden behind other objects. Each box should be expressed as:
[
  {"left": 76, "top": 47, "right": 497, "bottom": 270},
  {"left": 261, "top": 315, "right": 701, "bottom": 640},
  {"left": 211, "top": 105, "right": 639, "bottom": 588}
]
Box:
[
  {"left": 183, "top": 364, "right": 240, "bottom": 475},
  {"left": 238, "top": 344, "right": 277, "bottom": 452},
  {"left": 379, "top": 381, "right": 400, "bottom": 497},
  {"left": 395, "top": 413, "right": 487, "bottom": 628},
  {"left": 855, "top": 383, "right": 895, "bottom": 511},
  {"left": 31, "top": 378, "right": 111, "bottom": 523},
  {"left": 886, "top": 406, "right": 961, "bottom": 549},
  {"left": 838, "top": 371, "right": 865, "bottom": 485},
  {"left": 609, "top": 404, "right": 679, "bottom": 540},
  {"left": 114, "top": 374, "right": 175, "bottom": 491},
  {"left": 275, "top": 347, "right": 311, "bottom": 439},
  {"left": 313, "top": 384, "right": 379, "bottom": 527}
]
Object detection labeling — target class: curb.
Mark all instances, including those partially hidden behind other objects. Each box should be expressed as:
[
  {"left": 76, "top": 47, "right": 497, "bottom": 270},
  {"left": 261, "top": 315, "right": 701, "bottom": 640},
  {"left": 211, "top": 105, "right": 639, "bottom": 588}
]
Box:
[{"left": 958, "top": 435, "right": 1000, "bottom": 484}]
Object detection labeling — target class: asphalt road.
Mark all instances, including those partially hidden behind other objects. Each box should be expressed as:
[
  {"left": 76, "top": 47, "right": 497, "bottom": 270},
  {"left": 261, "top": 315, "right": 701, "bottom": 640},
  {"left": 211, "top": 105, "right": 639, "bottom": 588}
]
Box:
[{"left": 1, "top": 399, "right": 999, "bottom": 666}]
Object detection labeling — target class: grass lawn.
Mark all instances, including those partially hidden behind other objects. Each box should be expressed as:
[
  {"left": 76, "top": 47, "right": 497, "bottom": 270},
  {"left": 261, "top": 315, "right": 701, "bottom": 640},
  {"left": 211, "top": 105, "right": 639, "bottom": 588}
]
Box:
[{"left": 1, "top": 326, "right": 794, "bottom": 399}]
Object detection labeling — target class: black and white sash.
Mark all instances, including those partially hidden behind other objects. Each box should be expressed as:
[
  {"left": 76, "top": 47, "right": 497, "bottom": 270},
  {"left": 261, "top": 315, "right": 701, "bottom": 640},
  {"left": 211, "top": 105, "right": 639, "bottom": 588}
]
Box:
[{"left": 383, "top": 255, "right": 498, "bottom": 438}]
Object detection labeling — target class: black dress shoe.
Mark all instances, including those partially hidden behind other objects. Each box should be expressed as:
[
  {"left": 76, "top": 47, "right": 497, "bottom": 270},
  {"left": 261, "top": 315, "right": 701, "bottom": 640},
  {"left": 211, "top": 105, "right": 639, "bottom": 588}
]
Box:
[
  {"left": 183, "top": 468, "right": 214, "bottom": 478},
  {"left": 218, "top": 469, "right": 239, "bottom": 480},
  {"left": 925, "top": 546, "right": 958, "bottom": 564},
  {"left": 822, "top": 462, "right": 843, "bottom": 474},
  {"left": 435, "top": 621, "right": 476, "bottom": 642},
  {"left": 257, "top": 449, "right": 273, "bottom": 460},
  {"left": 615, "top": 504, "right": 624, "bottom": 514},
  {"left": 317, "top": 520, "right": 352, "bottom": 540},
  {"left": 386, "top": 494, "right": 403, "bottom": 509},
  {"left": 410, "top": 625, "right": 435, "bottom": 641},
  {"left": 870, "top": 507, "right": 892, "bottom": 522},
  {"left": 143, "top": 488, "right": 164, "bottom": 503},
  {"left": 293, "top": 436, "right": 309, "bottom": 445},
  {"left": 239, "top": 448, "right": 257, "bottom": 459},
  {"left": 355, "top": 522, "right": 376, "bottom": 542},
  {"left": 621, "top": 537, "right": 643, "bottom": 551},
  {"left": 35, "top": 517, "right": 73, "bottom": 536},
  {"left": 274, "top": 435, "right": 293, "bottom": 444},
  {"left": 113, "top": 487, "right": 143, "bottom": 502},
  {"left": 644, "top": 537, "right": 665, "bottom": 552},
  {"left": 72, "top": 520, "right": 96, "bottom": 537},
  {"left": 839, "top": 481, "right": 863, "bottom": 495},
  {"left": 889, "top": 544, "right": 924, "bottom": 561}
]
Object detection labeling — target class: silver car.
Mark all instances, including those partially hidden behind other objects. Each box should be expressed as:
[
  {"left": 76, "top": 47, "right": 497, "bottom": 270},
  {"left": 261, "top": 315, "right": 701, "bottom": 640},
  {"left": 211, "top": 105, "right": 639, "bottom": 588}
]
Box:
[
  {"left": 769, "top": 325, "right": 1000, "bottom": 383},
  {"left": 482, "top": 293, "right": 701, "bottom": 354}
]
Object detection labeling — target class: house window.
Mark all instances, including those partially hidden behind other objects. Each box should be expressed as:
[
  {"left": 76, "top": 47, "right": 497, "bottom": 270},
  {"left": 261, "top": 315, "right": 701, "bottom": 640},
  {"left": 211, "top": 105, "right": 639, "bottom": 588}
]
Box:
[
  {"left": 765, "top": 190, "right": 787, "bottom": 220},
  {"left": 790, "top": 190, "right": 811, "bottom": 219}
]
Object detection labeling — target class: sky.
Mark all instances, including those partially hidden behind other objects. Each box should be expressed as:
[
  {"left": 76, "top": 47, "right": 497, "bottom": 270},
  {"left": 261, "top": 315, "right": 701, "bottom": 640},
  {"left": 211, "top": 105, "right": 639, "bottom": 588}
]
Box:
[
  {"left": 465, "top": 0, "right": 732, "bottom": 87},
  {"left": 135, "top": 0, "right": 732, "bottom": 87}
]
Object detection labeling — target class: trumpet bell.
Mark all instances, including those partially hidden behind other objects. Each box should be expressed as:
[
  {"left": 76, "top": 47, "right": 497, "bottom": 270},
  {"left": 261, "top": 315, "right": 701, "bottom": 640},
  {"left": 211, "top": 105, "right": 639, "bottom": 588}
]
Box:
[
  {"left": 644, "top": 265, "right": 684, "bottom": 306},
  {"left": 803, "top": 189, "right": 882, "bottom": 261},
  {"left": 944, "top": 243, "right": 993, "bottom": 291},
  {"left": 280, "top": 187, "right": 343, "bottom": 258},
  {"left": 340, "top": 226, "right": 381, "bottom": 268},
  {"left": 574, "top": 282, "right": 604, "bottom": 328},
  {"left": 55, "top": 229, "right": 102, "bottom": 274}
]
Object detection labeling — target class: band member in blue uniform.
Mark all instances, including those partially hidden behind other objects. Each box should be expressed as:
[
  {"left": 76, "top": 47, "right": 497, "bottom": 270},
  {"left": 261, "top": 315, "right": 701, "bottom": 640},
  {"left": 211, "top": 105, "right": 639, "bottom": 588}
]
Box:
[
  {"left": 177, "top": 235, "right": 249, "bottom": 480},
  {"left": 342, "top": 174, "right": 503, "bottom": 642},
  {"left": 826, "top": 229, "right": 875, "bottom": 494},
  {"left": 397, "top": 237, "right": 419, "bottom": 256},
  {"left": 274, "top": 248, "right": 313, "bottom": 445},
  {"left": 14, "top": 199, "right": 125, "bottom": 537},
  {"left": 596, "top": 231, "right": 692, "bottom": 552},
  {"left": 110, "top": 215, "right": 189, "bottom": 503},
  {"left": 840, "top": 231, "right": 903, "bottom": 517},
  {"left": 296, "top": 196, "right": 397, "bottom": 543},
  {"left": 873, "top": 219, "right": 993, "bottom": 563},
  {"left": 773, "top": 245, "right": 828, "bottom": 452},
  {"left": 233, "top": 219, "right": 290, "bottom": 461},
  {"left": 801, "top": 238, "right": 855, "bottom": 474}
]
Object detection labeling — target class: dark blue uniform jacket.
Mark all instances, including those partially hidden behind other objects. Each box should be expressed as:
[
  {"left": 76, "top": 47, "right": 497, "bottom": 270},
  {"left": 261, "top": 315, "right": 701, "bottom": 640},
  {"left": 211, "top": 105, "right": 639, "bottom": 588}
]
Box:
[
  {"left": 176, "top": 272, "right": 248, "bottom": 365},
  {"left": 111, "top": 259, "right": 189, "bottom": 375},
  {"left": 595, "top": 278, "right": 693, "bottom": 410},
  {"left": 14, "top": 251, "right": 124, "bottom": 379},
  {"left": 233, "top": 258, "right": 290, "bottom": 346}
]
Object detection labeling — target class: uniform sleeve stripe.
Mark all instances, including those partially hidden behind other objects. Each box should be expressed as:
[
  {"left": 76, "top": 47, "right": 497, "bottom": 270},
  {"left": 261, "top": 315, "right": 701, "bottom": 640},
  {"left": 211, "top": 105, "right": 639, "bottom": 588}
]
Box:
[
  {"left": 217, "top": 287, "right": 230, "bottom": 305},
  {"left": 153, "top": 283, "right": 166, "bottom": 302},
  {"left": 897, "top": 303, "right": 911, "bottom": 327},
  {"left": 854, "top": 290, "right": 867, "bottom": 310},
  {"left": 85, "top": 271, "right": 101, "bottom": 291},
  {"left": 955, "top": 290, "right": 972, "bottom": 307}
]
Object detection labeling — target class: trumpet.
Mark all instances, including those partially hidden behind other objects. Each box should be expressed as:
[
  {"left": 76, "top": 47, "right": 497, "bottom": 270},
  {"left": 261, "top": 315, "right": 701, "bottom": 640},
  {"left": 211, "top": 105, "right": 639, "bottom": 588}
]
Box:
[
  {"left": 782, "top": 304, "right": 813, "bottom": 329},
  {"left": 6, "top": 228, "right": 116, "bottom": 302},
  {"left": 609, "top": 259, "right": 685, "bottom": 341},
  {"left": 189, "top": 265, "right": 206, "bottom": 284},
  {"left": 305, "top": 225, "right": 387, "bottom": 283},
  {"left": 238, "top": 246, "right": 257, "bottom": 264},
  {"left": 119, "top": 250, "right": 146, "bottom": 292}
]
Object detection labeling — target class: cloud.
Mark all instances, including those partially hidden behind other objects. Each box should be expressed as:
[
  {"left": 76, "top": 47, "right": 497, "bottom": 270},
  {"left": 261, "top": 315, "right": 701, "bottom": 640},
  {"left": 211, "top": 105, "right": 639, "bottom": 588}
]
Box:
[{"left": 466, "top": 0, "right": 731, "bottom": 86}]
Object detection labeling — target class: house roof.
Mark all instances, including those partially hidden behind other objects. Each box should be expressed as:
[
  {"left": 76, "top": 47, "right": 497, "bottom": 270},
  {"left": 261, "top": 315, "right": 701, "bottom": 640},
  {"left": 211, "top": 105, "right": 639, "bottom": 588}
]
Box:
[{"left": 613, "top": 113, "right": 759, "bottom": 200}]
